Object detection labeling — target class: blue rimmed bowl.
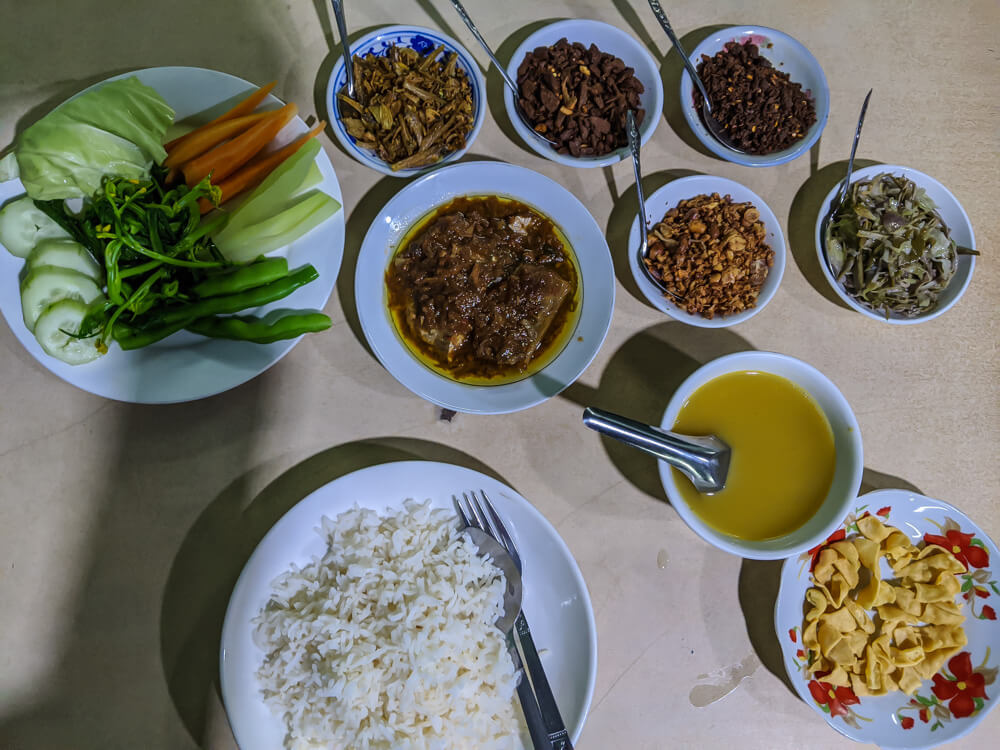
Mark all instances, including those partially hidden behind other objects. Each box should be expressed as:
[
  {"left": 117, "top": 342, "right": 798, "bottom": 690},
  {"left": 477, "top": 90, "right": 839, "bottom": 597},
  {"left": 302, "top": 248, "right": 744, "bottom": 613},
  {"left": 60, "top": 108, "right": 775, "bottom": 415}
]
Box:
[{"left": 326, "top": 25, "right": 486, "bottom": 178}]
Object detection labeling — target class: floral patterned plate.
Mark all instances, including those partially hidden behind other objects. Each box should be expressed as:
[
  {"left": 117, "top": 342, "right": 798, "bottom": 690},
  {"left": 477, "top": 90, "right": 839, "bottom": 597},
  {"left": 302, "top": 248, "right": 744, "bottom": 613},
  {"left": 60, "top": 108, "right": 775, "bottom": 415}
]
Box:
[{"left": 776, "top": 488, "right": 1000, "bottom": 749}]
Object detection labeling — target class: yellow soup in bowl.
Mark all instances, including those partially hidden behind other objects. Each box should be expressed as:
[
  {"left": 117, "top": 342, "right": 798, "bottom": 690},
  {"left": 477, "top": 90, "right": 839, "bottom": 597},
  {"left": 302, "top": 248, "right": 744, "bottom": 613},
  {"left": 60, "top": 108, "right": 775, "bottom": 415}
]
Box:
[{"left": 671, "top": 370, "right": 835, "bottom": 541}]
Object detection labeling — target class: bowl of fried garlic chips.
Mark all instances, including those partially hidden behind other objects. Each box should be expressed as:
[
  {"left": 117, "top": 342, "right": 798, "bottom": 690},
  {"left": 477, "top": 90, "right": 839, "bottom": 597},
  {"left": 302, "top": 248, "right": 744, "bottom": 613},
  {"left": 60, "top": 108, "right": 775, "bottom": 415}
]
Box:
[{"left": 777, "top": 488, "right": 1000, "bottom": 748}]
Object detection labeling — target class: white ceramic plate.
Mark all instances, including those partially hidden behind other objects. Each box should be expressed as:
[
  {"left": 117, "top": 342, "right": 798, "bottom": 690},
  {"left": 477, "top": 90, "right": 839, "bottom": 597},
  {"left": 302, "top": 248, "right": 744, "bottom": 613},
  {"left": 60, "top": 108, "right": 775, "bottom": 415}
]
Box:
[
  {"left": 326, "top": 25, "right": 486, "bottom": 177},
  {"left": 776, "top": 489, "right": 1000, "bottom": 749},
  {"left": 355, "top": 160, "right": 615, "bottom": 414},
  {"left": 220, "top": 460, "right": 598, "bottom": 749},
  {"left": 628, "top": 174, "right": 786, "bottom": 327},
  {"left": 504, "top": 19, "right": 664, "bottom": 168},
  {"left": 0, "top": 67, "right": 344, "bottom": 403},
  {"left": 681, "top": 26, "right": 829, "bottom": 167},
  {"left": 814, "top": 164, "right": 976, "bottom": 324}
]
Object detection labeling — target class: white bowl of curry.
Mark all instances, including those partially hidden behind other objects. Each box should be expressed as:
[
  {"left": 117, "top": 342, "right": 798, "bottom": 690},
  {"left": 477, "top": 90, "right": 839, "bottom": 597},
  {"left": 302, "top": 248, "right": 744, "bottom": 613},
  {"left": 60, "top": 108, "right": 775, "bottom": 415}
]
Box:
[{"left": 355, "top": 161, "right": 615, "bottom": 414}]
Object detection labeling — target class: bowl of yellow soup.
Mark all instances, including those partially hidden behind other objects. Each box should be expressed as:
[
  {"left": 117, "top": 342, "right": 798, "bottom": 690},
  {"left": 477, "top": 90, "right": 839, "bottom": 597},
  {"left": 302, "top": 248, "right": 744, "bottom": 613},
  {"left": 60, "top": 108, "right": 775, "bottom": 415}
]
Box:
[{"left": 659, "top": 351, "right": 863, "bottom": 559}]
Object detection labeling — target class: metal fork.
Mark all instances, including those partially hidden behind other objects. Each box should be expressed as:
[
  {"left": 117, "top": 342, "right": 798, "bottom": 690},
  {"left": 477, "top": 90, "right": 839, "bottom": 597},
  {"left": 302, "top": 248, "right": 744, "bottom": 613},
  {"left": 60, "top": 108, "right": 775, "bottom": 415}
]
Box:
[{"left": 455, "top": 490, "right": 574, "bottom": 750}]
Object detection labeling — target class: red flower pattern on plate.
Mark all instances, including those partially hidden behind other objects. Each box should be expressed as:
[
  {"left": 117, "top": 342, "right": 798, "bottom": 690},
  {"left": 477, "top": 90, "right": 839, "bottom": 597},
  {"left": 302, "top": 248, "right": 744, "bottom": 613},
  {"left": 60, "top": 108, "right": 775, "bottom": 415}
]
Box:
[
  {"left": 808, "top": 680, "right": 860, "bottom": 718},
  {"left": 924, "top": 528, "right": 990, "bottom": 570},
  {"left": 932, "top": 653, "right": 989, "bottom": 718}
]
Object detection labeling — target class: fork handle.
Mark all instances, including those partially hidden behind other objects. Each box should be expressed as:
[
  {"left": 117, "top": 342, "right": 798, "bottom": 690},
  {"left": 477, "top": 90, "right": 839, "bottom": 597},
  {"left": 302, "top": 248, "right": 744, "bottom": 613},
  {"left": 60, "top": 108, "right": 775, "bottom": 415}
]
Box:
[
  {"left": 509, "top": 632, "right": 550, "bottom": 749},
  {"left": 516, "top": 612, "right": 574, "bottom": 750}
]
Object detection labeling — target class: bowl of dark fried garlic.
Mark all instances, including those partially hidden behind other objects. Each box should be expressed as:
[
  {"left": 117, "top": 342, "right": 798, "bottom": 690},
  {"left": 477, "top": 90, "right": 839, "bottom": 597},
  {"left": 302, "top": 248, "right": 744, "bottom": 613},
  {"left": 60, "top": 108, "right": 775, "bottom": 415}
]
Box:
[
  {"left": 326, "top": 25, "right": 486, "bottom": 177},
  {"left": 628, "top": 175, "right": 786, "bottom": 327},
  {"left": 815, "top": 165, "right": 977, "bottom": 323},
  {"left": 504, "top": 19, "right": 663, "bottom": 168}
]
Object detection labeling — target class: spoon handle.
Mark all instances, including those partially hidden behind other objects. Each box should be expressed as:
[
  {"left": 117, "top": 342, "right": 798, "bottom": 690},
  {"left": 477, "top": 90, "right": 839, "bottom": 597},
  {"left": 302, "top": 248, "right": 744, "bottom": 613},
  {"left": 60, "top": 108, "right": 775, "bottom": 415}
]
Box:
[
  {"left": 448, "top": 0, "right": 519, "bottom": 92},
  {"left": 646, "top": 0, "right": 711, "bottom": 103},
  {"left": 330, "top": 0, "right": 356, "bottom": 99},
  {"left": 583, "top": 407, "right": 726, "bottom": 492},
  {"left": 627, "top": 110, "right": 646, "bottom": 233},
  {"left": 835, "top": 88, "right": 873, "bottom": 209}
]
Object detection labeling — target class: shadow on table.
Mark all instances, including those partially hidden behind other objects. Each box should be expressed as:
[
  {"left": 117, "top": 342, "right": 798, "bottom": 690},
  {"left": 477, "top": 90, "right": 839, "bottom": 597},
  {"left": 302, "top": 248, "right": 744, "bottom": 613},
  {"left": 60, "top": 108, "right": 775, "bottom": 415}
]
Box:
[
  {"left": 0, "top": 378, "right": 268, "bottom": 750},
  {"left": 605, "top": 168, "right": 701, "bottom": 307},
  {"left": 159, "top": 437, "right": 509, "bottom": 746},
  {"left": 559, "top": 321, "right": 752, "bottom": 502},
  {"left": 788, "top": 158, "right": 880, "bottom": 308},
  {"left": 738, "top": 469, "right": 924, "bottom": 701}
]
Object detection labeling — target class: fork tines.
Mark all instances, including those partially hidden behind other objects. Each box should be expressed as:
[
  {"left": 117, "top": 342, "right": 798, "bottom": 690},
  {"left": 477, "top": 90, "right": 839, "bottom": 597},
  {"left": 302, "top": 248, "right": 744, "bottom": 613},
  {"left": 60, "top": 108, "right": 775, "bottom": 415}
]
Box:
[{"left": 454, "top": 490, "right": 522, "bottom": 573}]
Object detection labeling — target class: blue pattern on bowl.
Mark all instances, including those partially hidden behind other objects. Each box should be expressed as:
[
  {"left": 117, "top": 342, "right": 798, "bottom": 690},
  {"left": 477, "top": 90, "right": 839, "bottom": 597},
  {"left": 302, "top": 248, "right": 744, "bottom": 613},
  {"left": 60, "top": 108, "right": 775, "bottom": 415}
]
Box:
[{"left": 329, "top": 28, "right": 484, "bottom": 176}]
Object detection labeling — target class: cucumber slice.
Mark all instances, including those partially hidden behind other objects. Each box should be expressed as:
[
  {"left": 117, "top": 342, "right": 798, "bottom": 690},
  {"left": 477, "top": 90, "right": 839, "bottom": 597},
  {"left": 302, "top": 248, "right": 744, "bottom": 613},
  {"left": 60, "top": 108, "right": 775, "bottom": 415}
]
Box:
[
  {"left": 27, "top": 238, "right": 103, "bottom": 281},
  {"left": 34, "top": 298, "right": 102, "bottom": 365},
  {"left": 0, "top": 195, "right": 71, "bottom": 257},
  {"left": 20, "top": 266, "right": 103, "bottom": 332}
]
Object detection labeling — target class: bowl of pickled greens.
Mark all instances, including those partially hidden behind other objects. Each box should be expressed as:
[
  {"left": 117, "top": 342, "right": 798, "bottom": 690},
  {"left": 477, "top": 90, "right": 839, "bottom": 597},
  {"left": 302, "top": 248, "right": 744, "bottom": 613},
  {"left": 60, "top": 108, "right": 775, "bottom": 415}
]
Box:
[{"left": 815, "top": 165, "right": 977, "bottom": 323}]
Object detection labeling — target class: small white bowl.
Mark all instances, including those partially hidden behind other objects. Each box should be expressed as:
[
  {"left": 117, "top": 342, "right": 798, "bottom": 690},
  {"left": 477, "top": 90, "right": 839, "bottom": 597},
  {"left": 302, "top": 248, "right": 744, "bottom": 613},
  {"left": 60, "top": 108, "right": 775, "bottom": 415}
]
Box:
[
  {"left": 627, "top": 174, "right": 786, "bottom": 327},
  {"left": 659, "top": 351, "right": 864, "bottom": 560},
  {"left": 326, "top": 25, "right": 486, "bottom": 178},
  {"left": 815, "top": 164, "right": 977, "bottom": 324},
  {"left": 504, "top": 19, "right": 663, "bottom": 168},
  {"left": 681, "top": 26, "right": 829, "bottom": 167}
]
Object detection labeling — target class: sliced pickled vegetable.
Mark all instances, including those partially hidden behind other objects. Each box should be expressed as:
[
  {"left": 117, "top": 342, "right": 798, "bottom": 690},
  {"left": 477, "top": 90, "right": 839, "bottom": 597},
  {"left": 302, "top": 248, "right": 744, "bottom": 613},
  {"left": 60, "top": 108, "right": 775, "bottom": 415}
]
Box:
[
  {"left": 27, "top": 238, "right": 103, "bottom": 281},
  {"left": 20, "top": 266, "right": 103, "bottom": 332},
  {"left": 0, "top": 195, "right": 71, "bottom": 257},
  {"left": 33, "top": 298, "right": 103, "bottom": 365}
]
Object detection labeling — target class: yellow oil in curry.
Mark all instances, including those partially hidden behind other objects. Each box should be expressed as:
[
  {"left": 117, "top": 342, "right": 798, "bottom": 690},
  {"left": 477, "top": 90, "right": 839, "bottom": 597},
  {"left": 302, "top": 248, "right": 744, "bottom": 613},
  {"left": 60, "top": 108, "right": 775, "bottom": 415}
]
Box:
[
  {"left": 385, "top": 195, "right": 582, "bottom": 386},
  {"left": 671, "top": 370, "right": 836, "bottom": 541}
]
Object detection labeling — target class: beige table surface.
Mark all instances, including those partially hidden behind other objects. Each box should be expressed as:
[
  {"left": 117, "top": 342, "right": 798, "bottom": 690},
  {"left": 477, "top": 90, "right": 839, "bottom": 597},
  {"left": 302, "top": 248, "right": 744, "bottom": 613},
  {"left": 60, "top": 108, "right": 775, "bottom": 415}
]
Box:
[{"left": 1, "top": 1, "right": 997, "bottom": 748}]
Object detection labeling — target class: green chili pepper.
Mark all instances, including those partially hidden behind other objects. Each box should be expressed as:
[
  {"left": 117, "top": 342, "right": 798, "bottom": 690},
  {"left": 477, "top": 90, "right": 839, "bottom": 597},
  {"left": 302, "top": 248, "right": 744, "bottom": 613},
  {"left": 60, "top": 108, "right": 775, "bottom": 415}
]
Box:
[
  {"left": 130, "top": 264, "right": 319, "bottom": 329},
  {"left": 192, "top": 257, "right": 289, "bottom": 298},
  {"left": 186, "top": 311, "right": 332, "bottom": 344}
]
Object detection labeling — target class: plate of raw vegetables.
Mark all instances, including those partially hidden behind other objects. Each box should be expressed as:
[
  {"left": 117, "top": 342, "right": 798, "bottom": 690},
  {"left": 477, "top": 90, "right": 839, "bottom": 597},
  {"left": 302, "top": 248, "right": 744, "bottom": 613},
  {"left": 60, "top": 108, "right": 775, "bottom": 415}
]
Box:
[{"left": 0, "top": 66, "right": 344, "bottom": 403}]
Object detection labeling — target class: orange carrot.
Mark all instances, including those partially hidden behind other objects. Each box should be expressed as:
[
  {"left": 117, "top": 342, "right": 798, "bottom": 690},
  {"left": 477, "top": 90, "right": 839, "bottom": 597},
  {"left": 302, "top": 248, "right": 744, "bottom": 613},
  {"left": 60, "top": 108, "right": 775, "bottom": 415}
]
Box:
[
  {"left": 183, "top": 102, "right": 298, "bottom": 188},
  {"left": 164, "top": 81, "right": 277, "bottom": 151},
  {"left": 163, "top": 112, "right": 269, "bottom": 168},
  {"left": 197, "top": 121, "right": 325, "bottom": 214}
]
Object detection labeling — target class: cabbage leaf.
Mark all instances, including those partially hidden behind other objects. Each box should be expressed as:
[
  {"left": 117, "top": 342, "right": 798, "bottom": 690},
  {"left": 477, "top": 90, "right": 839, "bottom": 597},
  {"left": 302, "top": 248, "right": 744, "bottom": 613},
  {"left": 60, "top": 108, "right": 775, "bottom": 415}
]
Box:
[{"left": 13, "top": 77, "right": 174, "bottom": 200}]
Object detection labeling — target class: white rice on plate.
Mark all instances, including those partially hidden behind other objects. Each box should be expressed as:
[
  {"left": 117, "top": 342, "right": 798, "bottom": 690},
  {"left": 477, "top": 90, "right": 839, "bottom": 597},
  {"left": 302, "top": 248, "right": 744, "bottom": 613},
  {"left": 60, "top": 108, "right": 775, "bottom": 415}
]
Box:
[{"left": 252, "top": 499, "right": 519, "bottom": 749}]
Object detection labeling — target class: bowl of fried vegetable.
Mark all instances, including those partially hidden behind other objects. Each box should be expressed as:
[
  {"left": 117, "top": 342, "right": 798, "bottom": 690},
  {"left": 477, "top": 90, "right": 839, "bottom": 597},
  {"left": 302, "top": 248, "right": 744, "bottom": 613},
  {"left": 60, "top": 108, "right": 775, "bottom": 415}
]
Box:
[
  {"left": 504, "top": 19, "right": 663, "bottom": 168},
  {"left": 326, "top": 26, "right": 486, "bottom": 177},
  {"left": 815, "top": 165, "right": 977, "bottom": 323}
]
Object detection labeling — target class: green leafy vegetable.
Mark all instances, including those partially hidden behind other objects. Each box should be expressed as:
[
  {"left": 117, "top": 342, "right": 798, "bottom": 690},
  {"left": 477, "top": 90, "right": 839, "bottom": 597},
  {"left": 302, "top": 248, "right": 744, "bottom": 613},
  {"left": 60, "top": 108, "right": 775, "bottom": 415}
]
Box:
[
  {"left": 13, "top": 77, "right": 174, "bottom": 200},
  {"left": 825, "top": 173, "right": 978, "bottom": 318}
]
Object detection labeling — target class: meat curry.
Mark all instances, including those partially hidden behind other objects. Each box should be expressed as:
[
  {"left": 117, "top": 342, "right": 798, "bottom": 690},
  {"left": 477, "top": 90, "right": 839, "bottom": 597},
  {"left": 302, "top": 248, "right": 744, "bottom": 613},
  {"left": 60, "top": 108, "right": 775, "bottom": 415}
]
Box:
[{"left": 386, "top": 195, "right": 580, "bottom": 383}]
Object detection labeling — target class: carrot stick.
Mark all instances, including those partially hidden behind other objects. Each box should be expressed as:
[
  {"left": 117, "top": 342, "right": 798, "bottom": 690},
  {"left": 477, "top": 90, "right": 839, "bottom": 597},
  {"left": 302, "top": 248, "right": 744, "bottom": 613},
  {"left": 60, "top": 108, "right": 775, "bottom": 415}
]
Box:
[
  {"left": 164, "top": 81, "right": 277, "bottom": 151},
  {"left": 197, "top": 121, "right": 325, "bottom": 214},
  {"left": 163, "top": 112, "right": 269, "bottom": 168},
  {"left": 183, "top": 102, "right": 298, "bottom": 188}
]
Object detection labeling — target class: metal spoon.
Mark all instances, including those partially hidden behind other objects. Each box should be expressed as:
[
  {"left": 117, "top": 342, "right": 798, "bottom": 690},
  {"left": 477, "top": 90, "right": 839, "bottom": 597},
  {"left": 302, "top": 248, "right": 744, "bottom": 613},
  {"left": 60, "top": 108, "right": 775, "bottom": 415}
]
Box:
[
  {"left": 462, "top": 527, "right": 550, "bottom": 750},
  {"left": 820, "top": 88, "right": 873, "bottom": 273},
  {"left": 646, "top": 0, "right": 747, "bottom": 155},
  {"left": 330, "top": 0, "right": 356, "bottom": 105},
  {"left": 447, "top": 0, "right": 560, "bottom": 147},
  {"left": 582, "top": 407, "right": 731, "bottom": 493},
  {"left": 627, "top": 109, "right": 684, "bottom": 304}
]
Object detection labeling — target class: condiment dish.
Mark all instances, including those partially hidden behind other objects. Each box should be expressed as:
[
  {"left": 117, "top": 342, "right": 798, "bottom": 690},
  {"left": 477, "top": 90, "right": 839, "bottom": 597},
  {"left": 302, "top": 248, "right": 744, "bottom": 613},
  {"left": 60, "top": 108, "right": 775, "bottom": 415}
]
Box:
[
  {"left": 355, "top": 161, "right": 615, "bottom": 414},
  {"left": 659, "top": 351, "right": 863, "bottom": 560},
  {"left": 680, "top": 26, "right": 829, "bottom": 167},
  {"left": 627, "top": 174, "right": 786, "bottom": 327},
  {"left": 326, "top": 25, "right": 486, "bottom": 178},
  {"left": 503, "top": 19, "right": 663, "bottom": 168},
  {"left": 815, "top": 164, "right": 977, "bottom": 324}
]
